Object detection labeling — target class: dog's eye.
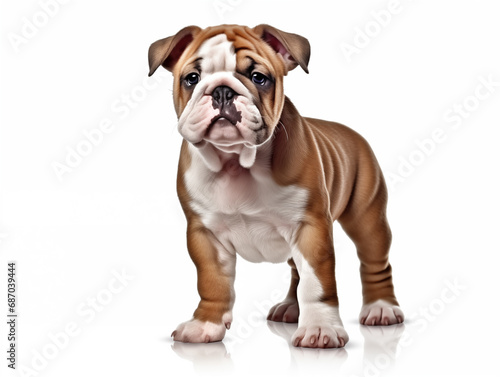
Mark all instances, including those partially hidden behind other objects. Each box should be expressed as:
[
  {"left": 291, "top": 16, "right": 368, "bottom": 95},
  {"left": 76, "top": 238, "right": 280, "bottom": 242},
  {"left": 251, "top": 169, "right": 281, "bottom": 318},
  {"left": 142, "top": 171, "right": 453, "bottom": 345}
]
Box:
[
  {"left": 251, "top": 72, "right": 268, "bottom": 86},
  {"left": 184, "top": 73, "right": 200, "bottom": 87}
]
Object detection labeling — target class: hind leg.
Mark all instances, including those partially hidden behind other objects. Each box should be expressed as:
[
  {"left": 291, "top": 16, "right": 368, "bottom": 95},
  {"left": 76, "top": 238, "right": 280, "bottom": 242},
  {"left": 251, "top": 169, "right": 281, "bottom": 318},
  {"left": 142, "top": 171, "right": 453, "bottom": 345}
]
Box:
[
  {"left": 339, "top": 168, "right": 404, "bottom": 326},
  {"left": 267, "top": 259, "right": 300, "bottom": 323}
]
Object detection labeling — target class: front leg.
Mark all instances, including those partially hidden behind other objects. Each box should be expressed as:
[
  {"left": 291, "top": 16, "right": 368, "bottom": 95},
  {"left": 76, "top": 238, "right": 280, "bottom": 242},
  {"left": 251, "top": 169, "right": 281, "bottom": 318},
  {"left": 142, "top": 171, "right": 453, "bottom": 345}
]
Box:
[
  {"left": 172, "top": 218, "right": 236, "bottom": 343},
  {"left": 291, "top": 220, "right": 349, "bottom": 348}
]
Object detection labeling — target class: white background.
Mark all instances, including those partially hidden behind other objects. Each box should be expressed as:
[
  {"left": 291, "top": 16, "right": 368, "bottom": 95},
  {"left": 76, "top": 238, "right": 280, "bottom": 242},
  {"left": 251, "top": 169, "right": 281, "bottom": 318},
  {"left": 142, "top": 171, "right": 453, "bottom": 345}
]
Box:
[{"left": 1, "top": 1, "right": 499, "bottom": 376}]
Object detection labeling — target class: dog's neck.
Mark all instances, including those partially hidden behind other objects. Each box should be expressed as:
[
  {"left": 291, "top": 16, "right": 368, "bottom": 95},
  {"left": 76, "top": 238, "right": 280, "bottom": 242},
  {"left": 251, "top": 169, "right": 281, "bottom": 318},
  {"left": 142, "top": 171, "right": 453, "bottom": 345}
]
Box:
[{"left": 271, "top": 97, "right": 309, "bottom": 185}]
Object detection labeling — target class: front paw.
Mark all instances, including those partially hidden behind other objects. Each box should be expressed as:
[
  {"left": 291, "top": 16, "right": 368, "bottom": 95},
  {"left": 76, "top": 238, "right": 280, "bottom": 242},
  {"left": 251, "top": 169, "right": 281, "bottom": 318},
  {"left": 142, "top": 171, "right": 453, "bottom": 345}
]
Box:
[
  {"left": 292, "top": 324, "right": 349, "bottom": 348},
  {"left": 359, "top": 299, "right": 404, "bottom": 326},
  {"left": 172, "top": 319, "right": 227, "bottom": 343}
]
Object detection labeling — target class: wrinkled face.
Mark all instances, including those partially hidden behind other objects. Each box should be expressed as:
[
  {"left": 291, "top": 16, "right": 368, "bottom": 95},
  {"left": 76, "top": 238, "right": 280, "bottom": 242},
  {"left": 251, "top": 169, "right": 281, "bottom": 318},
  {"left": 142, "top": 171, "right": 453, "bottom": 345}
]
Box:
[
  {"left": 172, "top": 29, "right": 287, "bottom": 154},
  {"left": 149, "top": 24, "right": 310, "bottom": 170}
]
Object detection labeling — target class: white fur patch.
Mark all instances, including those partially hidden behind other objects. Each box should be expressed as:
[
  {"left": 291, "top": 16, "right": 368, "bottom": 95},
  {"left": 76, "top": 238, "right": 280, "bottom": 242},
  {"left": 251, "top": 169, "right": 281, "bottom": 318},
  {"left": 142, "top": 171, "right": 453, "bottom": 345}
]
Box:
[
  {"left": 172, "top": 318, "right": 227, "bottom": 343},
  {"left": 197, "top": 34, "right": 236, "bottom": 74},
  {"left": 185, "top": 143, "right": 308, "bottom": 264},
  {"left": 290, "top": 248, "right": 349, "bottom": 348},
  {"left": 238, "top": 144, "right": 257, "bottom": 168}
]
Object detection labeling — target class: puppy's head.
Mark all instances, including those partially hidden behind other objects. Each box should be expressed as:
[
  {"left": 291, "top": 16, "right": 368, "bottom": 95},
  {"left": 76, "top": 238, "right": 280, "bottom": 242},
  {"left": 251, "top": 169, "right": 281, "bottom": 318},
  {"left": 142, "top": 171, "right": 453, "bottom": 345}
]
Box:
[{"left": 148, "top": 24, "right": 309, "bottom": 169}]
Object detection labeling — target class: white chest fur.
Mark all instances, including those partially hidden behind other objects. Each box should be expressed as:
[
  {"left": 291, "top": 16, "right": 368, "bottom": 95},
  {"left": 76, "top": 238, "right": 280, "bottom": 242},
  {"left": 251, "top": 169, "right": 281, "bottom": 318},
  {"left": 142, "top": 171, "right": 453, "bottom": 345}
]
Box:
[{"left": 184, "top": 144, "right": 308, "bottom": 263}]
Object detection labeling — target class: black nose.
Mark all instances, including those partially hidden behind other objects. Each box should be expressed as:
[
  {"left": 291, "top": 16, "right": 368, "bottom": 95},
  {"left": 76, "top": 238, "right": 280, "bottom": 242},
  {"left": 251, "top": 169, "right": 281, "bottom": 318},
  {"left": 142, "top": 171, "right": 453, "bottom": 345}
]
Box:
[{"left": 211, "top": 86, "right": 237, "bottom": 108}]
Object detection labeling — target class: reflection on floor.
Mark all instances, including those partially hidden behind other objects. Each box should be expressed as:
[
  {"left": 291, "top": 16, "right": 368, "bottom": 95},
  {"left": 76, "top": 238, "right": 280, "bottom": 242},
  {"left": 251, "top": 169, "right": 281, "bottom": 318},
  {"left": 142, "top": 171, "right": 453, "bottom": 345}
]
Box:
[
  {"left": 171, "top": 341, "right": 235, "bottom": 374},
  {"left": 170, "top": 320, "right": 406, "bottom": 376}
]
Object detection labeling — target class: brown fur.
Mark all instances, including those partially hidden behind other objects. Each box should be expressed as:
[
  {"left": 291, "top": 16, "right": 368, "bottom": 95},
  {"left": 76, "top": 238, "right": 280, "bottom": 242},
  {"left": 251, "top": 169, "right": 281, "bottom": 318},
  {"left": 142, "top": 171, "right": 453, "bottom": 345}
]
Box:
[{"left": 273, "top": 99, "right": 398, "bottom": 307}]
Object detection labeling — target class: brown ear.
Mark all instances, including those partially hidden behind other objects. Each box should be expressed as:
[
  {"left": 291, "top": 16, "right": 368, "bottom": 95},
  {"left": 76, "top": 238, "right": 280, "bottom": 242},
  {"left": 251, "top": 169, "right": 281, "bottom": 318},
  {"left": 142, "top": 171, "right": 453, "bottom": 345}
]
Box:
[
  {"left": 148, "top": 25, "right": 201, "bottom": 76},
  {"left": 253, "top": 24, "right": 310, "bottom": 74}
]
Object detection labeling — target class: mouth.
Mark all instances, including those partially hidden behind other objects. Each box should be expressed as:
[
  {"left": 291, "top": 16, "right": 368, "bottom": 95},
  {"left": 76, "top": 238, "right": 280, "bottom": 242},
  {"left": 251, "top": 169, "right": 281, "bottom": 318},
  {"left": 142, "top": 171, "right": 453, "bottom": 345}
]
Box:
[
  {"left": 208, "top": 114, "right": 237, "bottom": 128},
  {"left": 204, "top": 116, "right": 243, "bottom": 144}
]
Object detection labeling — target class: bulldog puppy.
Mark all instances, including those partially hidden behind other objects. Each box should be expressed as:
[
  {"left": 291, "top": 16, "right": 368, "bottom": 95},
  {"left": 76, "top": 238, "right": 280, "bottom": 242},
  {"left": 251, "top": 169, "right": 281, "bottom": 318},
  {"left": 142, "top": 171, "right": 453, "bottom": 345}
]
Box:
[{"left": 148, "top": 24, "right": 404, "bottom": 348}]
